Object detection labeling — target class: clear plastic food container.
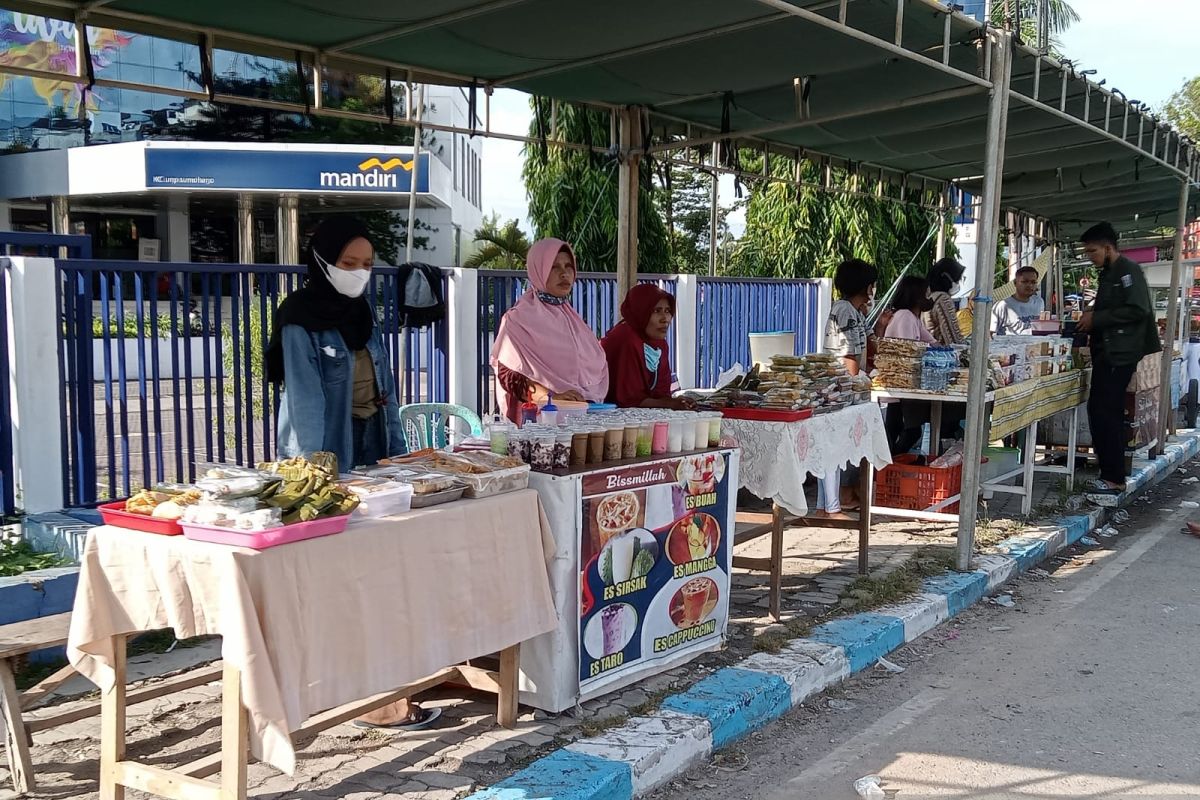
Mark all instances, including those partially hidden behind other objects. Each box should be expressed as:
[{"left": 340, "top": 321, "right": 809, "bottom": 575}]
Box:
[{"left": 345, "top": 479, "right": 414, "bottom": 518}]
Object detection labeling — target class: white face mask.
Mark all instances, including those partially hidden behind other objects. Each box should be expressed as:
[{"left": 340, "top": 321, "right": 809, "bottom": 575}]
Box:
[
  {"left": 949, "top": 280, "right": 962, "bottom": 296},
  {"left": 317, "top": 251, "right": 370, "bottom": 298}
]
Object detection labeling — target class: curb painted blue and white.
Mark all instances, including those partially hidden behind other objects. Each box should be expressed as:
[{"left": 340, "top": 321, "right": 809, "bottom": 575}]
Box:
[{"left": 468, "top": 430, "right": 1200, "bottom": 800}]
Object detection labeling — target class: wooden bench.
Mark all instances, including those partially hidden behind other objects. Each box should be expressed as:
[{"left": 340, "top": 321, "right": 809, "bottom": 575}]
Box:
[{"left": 1, "top": 614, "right": 222, "bottom": 795}]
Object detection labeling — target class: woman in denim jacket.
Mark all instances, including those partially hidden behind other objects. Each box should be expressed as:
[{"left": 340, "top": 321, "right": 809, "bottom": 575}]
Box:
[
  {"left": 266, "top": 217, "right": 406, "bottom": 473},
  {"left": 265, "top": 217, "right": 437, "bottom": 730}
]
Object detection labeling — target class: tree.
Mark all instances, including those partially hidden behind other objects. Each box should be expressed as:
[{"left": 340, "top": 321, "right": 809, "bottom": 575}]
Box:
[
  {"left": 655, "top": 162, "right": 734, "bottom": 274},
  {"left": 730, "top": 152, "right": 955, "bottom": 289},
  {"left": 989, "top": 0, "right": 1079, "bottom": 52},
  {"left": 465, "top": 214, "right": 531, "bottom": 269},
  {"left": 522, "top": 100, "right": 670, "bottom": 273},
  {"left": 1164, "top": 75, "right": 1200, "bottom": 141}
]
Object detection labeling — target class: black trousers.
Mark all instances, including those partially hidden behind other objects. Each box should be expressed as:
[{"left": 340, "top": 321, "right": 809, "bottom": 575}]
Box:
[{"left": 1087, "top": 361, "right": 1136, "bottom": 484}]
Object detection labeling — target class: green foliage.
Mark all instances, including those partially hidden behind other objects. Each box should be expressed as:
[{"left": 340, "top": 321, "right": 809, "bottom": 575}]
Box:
[
  {"left": 0, "top": 539, "right": 69, "bottom": 577},
  {"left": 465, "top": 214, "right": 531, "bottom": 269},
  {"left": 654, "top": 162, "right": 733, "bottom": 274},
  {"left": 91, "top": 314, "right": 179, "bottom": 340},
  {"left": 989, "top": 0, "right": 1079, "bottom": 53},
  {"left": 730, "top": 153, "right": 955, "bottom": 289},
  {"left": 1163, "top": 75, "right": 1200, "bottom": 141},
  {"left": 522, "top": 100, "right": 670, "bottom": 273}
]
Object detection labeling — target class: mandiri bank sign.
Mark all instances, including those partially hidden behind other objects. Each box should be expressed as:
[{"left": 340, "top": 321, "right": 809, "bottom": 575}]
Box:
[{"left": 144, "top": 149, "right": 430, "bottom": 194}]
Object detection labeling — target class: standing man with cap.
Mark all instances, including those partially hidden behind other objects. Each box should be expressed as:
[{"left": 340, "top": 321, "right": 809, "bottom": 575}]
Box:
[{"left": 1076, "top": 222, "right": 1160, "bottom": 495}]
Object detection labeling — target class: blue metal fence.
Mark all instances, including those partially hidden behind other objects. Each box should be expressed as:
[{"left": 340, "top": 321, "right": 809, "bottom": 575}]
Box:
[
  {"left": 0, "top": 231, "right": 92, "bottom": 259},
  {"left": 0, "top": 259, "right": 13, "bottom": 516},
  {"left": 476, "top": 271, "right": 677, "bottom": 415},
  {"left": 56, "top": 260, "right": 448, "bottom": 506},
  {"left": 694, "top": 277, "right": 823, "bottom": 389}
]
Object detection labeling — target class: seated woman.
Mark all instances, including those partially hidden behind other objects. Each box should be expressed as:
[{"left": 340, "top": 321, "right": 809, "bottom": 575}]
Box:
[
  {"left": 884, "top": 276, "right": 936, "bottom": 456},
  {"left": 601, "top": 284, "right": 694, "bottom": 410},
  {"left": 490, "top": 238, "right": 609, "bottom": 421},
  {"left": 925, "top": 257, "right": 966, "bottom": 346},
  {"left": 266, "top": 217, "right": 436, "bottom": 732}
]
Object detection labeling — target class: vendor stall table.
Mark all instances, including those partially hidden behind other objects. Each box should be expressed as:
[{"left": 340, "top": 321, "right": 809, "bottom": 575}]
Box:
[
  {"left": 722, "top": 403, "right": 893, "bottom": 619},
  {"left": 68, "top": 490, "right": 557, "bottom": 800},
  {"left": 872, "top": 369, "right": 1090, "bottom": 520},
  {"left": 523, "top": 448, "right": 738, "bottom": 713}
]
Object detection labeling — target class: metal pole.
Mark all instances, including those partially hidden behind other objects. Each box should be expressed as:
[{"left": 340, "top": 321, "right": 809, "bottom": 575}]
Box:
[
  {"left": 276, "top": 194, "right": 299, "bottom": 265},
  {"left": 709, "top": 141, "right": 719, "bottom": 276},
  {"left": 616, "top": 106, "right": 642, "bottom": 313},
  {"left": 49, "top": 195, "right": 71, "bottom": 259},
  {"left": 935, "top": 185, "right": 949, "bottom": 260},
  {"left": 957, "top": 32, "right": 1012, "bottom": 571},
  {"left": 1155, "top": 180, "right": 1191, "bottom": 456},
  {"left": 237, "top": 194, "right": 255, "bottom": 264},
  {"left": 405, "top": 83, "right": 425, "bottom": 262}
]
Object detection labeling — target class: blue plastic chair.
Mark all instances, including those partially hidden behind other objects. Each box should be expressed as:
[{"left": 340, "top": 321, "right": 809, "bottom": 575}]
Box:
[{"left": 399, "top": 403, "right": 484, "bottom": 451}]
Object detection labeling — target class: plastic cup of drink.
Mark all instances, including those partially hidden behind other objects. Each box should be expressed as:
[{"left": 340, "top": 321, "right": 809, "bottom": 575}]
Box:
[
  {"left": 681, "top": 579, "right": 710, "bottom": 626},
  {"left": 680, "top": 416, "right": 697, "bottom": 450},
  {"left": 532, "top": 433, "right": 556, "bottom": 471},
  {"left": 622, "top": 424, "right": 640, "bottom": 460},
  {"left": 652, "top": 421, "right": 670, "bottom": 454},
  {"left": 693, "top": 418, "right": 710, "bottom": 450},
  {"left": 604, "top": 424, "right": 624, "bottom": 461},
  {"left": 637, "top": 422, "right": 654, "bottom": 457},
  {"left": 601, "top": 605, "right": 625, "bottom": 655},
  {"left": 667, "top": 420, "right": 684, "bottom": 453},
  {"left": 587, "top": 427, "right": 606, "bottom": 464},
  {"left": 554, "top": 431, "right": 573, "bottom": 470},
  {"left": 570, "top": 430, "right": 589, "bottom": 467},
  {"left": 706, "top": 412, "right": 722, "bottom": 447},
  {"left": 610, "top": 533, "right": 635, "bottom": 585}
]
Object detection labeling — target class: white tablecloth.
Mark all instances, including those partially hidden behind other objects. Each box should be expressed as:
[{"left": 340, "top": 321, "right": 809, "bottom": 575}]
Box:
[{"left": 723, "top": 403, "right": 892, "bottom": 516}]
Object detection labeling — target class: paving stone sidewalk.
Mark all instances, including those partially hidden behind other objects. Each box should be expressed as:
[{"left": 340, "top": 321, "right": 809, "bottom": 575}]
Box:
[{"left": 5, "top": 471, "right": 1092, "bottom": 800}]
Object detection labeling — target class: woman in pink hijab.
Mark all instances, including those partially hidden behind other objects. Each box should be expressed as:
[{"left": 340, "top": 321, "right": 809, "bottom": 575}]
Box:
[{"left": 490, "top": 238, "right": 610, "bottom": 422}]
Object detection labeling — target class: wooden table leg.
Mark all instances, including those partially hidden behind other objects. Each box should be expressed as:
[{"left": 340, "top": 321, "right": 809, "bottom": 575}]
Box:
[
  {"left": 0, "top": 657, "right": 35, "bottom": 795},
  {"left": 99, "top": 633, "right": 128, "bottom": 800},
  {"left": 857, "top": 458, "right": 872, "bottom": 576},
  {"left": 769, "top": 503, "right": 784, "bottom": 621},
  {"left": 219, "top": 662, "right": 248, "bottom": 800},
  {"left": 497, "top": 644, "right": 520, "bottom": 729}
]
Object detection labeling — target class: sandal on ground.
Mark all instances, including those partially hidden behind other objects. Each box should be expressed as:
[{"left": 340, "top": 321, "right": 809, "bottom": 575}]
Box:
[
  {"left": 351, "top": 706, "right": 442, "bottom": 732},
  {"left": 1084, "top": 479, "right": 1124, "bottom": 495}
]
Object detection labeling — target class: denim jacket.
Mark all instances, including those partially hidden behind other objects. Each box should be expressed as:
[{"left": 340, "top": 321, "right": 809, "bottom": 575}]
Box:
[{"left": 275, "top": 324, "right": 406, "bottom": 468}]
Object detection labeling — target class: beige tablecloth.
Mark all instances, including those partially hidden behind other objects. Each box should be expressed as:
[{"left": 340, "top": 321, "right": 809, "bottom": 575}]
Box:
[{"left": 67, "top": 489, "right": 558, "bottom": 774}]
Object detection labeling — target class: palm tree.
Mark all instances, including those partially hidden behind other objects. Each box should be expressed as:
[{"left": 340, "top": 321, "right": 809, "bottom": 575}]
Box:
[
  {"left": 990, "top": 0, "right": 1080, "bottom": 52},
  {"left": 465, "top": 214, "right": 531, "bottom": 270}
]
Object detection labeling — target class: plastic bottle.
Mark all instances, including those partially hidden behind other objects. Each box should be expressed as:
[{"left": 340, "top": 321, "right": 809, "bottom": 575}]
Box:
[
  {"left": 539, "top": 395, "right": 559, "bottom": 427},
  {"left": 519, "top": 400, "right": 539, "bottom": 428}
]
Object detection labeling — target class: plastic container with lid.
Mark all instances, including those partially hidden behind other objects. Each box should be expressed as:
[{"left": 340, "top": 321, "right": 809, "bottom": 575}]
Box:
[
  {"left": 680, "top": 416, "right": 697, "bottom": 450},
  {"left": 538, "top": 397, "right": 559, "bottom": 427},
  {"left": 667, "top": 420, "right": 684, "bottom": 453},
  {"left": 705, "top": 412, "right": 722, "bottom": 447},
  {"left": 622, "top": 424, "right": 640, "bottom": 460},
  {"left": 603, "top": 424, "right": 624, "bottom": 461},
  {"left": 554, "top": 431, "right": 573, "bottom": 470},
  {"left": 693, "top": 417, "right": 710, "bottom": 450},
  {"left": 652, "top": 420, "right": 669, "bottom": 454},
  {"left": 345, "top": 479, "right": 414, "bottom": 518},
  {"left": 587, "top": 427, "right": 606, "bottom": 464},
  {"left": 637, "top": 422, "right": 654, "bottom": 457}
]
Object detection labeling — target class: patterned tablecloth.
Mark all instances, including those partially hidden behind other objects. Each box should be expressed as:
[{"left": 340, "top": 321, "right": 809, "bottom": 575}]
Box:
[
  {"left": 722, "top": 403, "right": 893, "bottom": 516},
  {"left": 989, "top": 369, "right": 1091, "bottom": 440}
]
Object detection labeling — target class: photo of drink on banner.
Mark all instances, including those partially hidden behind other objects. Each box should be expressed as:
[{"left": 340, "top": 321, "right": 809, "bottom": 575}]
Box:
[{"left": 577, "top": 453, "right": 733, "bottom": 691}]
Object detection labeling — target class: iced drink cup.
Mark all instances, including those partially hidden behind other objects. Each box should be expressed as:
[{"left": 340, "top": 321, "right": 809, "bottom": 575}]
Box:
[
  {"left": 601, "top": 605, "right": 625, "bottom": 655},
  {"left": 693, "top": 418, "right": 710, "bottom": 450},
  {"left": 652, "top": 421, "right": 669, "bottom": 454},
  {"left": 667, "top": 421, "right": 684, "bottom": 453},
  {"left": 707, "top": 413, "right": 722, "bottom": 447},
  {"left": 637, "top": 422, "right": 654, "bottom": 456},
  {"left": 610, "top": 534, "right": 635, "bottom": 585},
  {"left": 570, "top": 431, "right": 589, "bottom": 467},
  {"left": 681, "top": 579, "right": 710, "bottom": 627},
  {"left": 680, "top": 417, "right": 697, "bottom": 450},
  {"left": 622, "top": 424, "right": 639, "bottom": 459},
  {"left": 587, "top": 428, "right": 606, "bottom": 464},
  {"left": 604, "top": 425, "right": 624, "bottom": 461}
]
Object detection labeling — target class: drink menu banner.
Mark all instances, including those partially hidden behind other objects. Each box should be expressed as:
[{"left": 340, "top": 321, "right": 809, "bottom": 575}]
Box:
[{"left": 577, "top": 452, "right": 733, "bottom": 693}]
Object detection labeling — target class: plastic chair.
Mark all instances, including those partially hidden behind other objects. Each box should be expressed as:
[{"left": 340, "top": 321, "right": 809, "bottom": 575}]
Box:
[{"left": 399, "top": 403, "right": 484, "bottom": 451}]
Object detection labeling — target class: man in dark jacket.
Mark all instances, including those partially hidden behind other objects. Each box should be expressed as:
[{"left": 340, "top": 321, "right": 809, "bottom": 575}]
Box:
[{"left": 1076, "top": 222, "right": 1161, "bottom": 494}]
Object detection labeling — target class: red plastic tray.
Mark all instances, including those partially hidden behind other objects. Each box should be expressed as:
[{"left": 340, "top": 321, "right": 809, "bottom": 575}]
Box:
[
  {"left": 98, "top": 501, "right": 183, "bottom": 536},
  {"left": 180, "top": 514, "right": 351, "bottom": 550},
  {"left": 720, "top": 407, "right": 814, "bottom": 422}
]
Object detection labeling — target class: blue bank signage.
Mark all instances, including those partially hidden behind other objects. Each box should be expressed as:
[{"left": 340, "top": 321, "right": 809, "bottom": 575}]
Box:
[{"left": 144, "top": 149, "right": 429, "bottom": 193}]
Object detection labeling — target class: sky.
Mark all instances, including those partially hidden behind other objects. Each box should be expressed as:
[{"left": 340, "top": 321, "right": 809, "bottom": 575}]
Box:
[{"left": 480, "top": 0, "right": 1199, "bottom": 239}]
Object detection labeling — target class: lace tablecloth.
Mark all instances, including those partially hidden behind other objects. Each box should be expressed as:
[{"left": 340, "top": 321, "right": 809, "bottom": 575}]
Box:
[{"left": 723, "top": 403, "right": 892, "bottom": 516}]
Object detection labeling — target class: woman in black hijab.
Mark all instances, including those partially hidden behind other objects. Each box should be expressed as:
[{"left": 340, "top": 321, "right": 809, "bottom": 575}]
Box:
[{"left": 267, "top": 216, "right": 407, "bottom": 472}]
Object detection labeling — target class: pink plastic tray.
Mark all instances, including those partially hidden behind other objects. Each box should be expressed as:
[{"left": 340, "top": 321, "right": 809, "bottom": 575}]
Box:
[{"left": 180, "top": 514, "right": 350, "bottom": 550}]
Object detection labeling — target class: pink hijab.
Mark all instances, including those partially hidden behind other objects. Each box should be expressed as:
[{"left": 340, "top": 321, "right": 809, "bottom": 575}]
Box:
[{"left": 490, "top": 238, "right": 609, "bottom": 417}]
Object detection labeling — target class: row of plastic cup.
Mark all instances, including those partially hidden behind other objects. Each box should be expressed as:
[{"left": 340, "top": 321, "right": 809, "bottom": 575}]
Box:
[{"left": 508, "top": 409, "right": 723, "bottom": 470}]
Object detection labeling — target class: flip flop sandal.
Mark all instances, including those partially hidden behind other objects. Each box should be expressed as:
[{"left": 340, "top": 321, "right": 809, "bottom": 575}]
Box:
[{"left": 351, "top": 706, "right": 442, "bottom": 732}]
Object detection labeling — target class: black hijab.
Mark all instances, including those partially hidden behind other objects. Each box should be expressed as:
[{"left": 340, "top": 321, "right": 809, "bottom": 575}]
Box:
[{"left": 266, "top": 216, "right": 376, "bottom": 383}]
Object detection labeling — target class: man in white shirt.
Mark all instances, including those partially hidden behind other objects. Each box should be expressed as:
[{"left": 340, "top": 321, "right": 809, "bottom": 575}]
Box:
[{"left": 992, "top": 266, "right": 1045, "bottom": 335}]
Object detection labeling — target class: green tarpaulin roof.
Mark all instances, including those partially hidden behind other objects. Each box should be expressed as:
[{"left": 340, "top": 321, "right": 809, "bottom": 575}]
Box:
[{"left": 10, "top": 0, "right": 1198, "bottom": 233}]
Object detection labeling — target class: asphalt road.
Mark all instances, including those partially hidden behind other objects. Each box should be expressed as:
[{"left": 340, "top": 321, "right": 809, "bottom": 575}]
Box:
[{"left": 653, "top": 473, "right": 1200, "bottom": 800}]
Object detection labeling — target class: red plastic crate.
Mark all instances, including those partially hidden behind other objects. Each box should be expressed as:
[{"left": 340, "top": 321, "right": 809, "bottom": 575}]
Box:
[
  {"left": 874, "top": 454, "right": 964, "bottom": 513},
  {"left": 98, "top": 501, "right": 183, "bottom": 535}
]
